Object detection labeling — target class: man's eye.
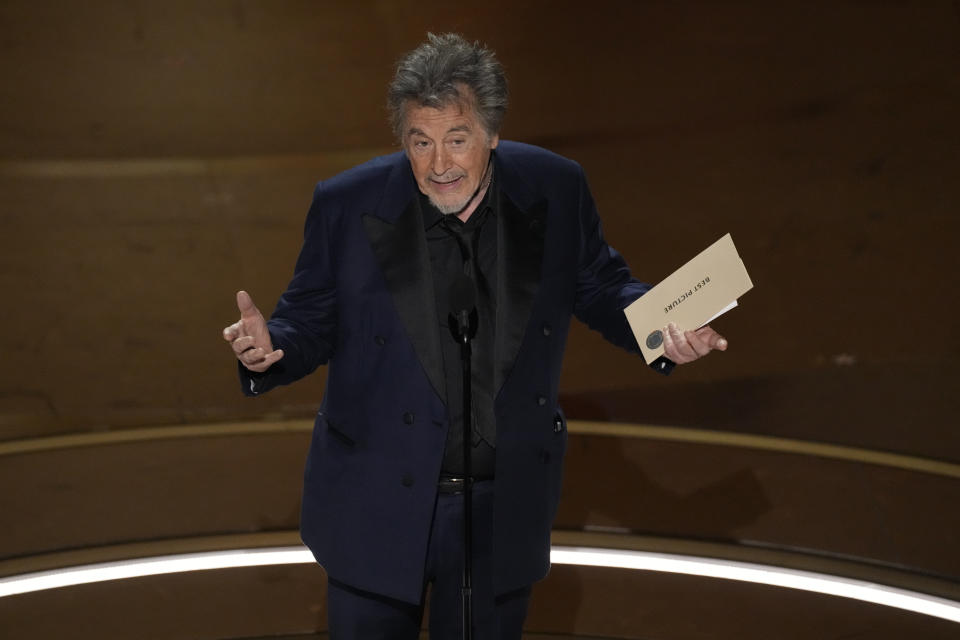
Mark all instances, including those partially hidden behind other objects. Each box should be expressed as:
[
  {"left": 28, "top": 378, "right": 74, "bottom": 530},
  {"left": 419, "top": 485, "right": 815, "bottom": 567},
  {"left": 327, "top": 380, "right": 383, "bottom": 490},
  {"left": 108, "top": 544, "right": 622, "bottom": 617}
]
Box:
[{"left": 450, "top": 139, "right": 465, "bottom": 146}]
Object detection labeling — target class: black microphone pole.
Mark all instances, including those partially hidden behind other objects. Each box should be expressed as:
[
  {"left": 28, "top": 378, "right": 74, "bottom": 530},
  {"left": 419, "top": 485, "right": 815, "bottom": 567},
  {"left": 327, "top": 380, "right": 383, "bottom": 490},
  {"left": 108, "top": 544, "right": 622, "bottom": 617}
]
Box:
[{"left": 448, "top": 274, "right": 477, "bottom": 640}]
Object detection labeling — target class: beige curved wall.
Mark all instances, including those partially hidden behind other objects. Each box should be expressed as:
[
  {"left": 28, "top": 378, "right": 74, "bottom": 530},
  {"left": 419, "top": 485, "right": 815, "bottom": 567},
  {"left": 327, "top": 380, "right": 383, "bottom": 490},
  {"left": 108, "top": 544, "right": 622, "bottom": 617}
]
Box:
[
  {"left": 0, "top": 2, "right": 958, "bottom": 637},
  {"left": 1, "top": 0, "right": 957, "bottom": 449}
]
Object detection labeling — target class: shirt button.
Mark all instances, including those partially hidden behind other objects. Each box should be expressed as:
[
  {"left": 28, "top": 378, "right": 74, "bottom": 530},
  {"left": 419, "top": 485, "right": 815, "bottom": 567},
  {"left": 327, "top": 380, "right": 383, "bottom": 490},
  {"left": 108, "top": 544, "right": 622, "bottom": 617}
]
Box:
[
  {"left": 403, "top": 412, "right": 415, "bottom": 425},
  {"left": 401, "top": 473, "right": 414, "bottom": 487},
  {"left": 536, "top": 396, "right": 547, "bottom": 407},
  {"left": 374, "top": 335, "right": 386, "bottom": 346},
  {"left": 542, "top": 323, "right": 552, "bottom": 336}
]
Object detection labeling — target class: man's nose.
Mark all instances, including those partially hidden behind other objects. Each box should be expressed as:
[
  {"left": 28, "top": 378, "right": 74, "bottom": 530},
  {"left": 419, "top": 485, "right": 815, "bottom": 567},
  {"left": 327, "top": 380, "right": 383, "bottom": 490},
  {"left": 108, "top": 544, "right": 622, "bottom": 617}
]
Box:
[{"left": 431, "top": 146, "right": 452, "bottom": 175}]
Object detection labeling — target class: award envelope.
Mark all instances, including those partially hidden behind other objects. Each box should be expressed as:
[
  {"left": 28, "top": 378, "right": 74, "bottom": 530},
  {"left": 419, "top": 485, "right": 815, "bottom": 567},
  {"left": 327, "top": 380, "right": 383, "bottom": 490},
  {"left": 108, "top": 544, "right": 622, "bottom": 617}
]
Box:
[{"left": 625, "top": 233, "right": 753, "bottom": 364}]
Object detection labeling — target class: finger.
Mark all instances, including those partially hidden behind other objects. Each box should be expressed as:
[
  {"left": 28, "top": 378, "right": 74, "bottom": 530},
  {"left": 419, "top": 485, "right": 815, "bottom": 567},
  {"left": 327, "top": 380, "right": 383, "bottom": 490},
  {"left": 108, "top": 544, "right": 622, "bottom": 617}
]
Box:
[
  {"left": 243, "top": 349, "right": 284, "bottom": 373},
  {"left": 662, "top": 325, "right": 678, "bottom": 361},
  {"left": 684, "top": 330, "right": 712, "bottom": 357},
  {"left": 222, "top": 322, "right": 242, "bottom": 341},
  {"left": 241, "top": 346, "right": 270, "bottom": 364},
  {"left": 662, "top": 324, "right": 694, "bottom": 363},
  {"left": 236, "top": 290, "right": 260, "bottom": 321},
  {"left": 694, "top": 325, "right": 728, "bottom": 351},
  {"left": 231, "top": 335, "right": 257, "bottom": 355},
  {"left": 668, "top": 323, "right": 698, "bottom": 361},
  {"left": 260, "top": 349, "right": 284, "bottom": 368}
]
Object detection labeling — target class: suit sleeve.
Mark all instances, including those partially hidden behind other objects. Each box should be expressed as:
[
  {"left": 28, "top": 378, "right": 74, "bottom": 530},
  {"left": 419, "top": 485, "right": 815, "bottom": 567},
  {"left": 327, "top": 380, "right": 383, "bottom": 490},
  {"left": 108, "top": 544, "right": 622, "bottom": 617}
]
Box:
[
  {"left": 571, "top": 166, "right": 674, "bottom": 375},
  {"left": 239, "top": 182, "right": 339, "bottom": 396}
]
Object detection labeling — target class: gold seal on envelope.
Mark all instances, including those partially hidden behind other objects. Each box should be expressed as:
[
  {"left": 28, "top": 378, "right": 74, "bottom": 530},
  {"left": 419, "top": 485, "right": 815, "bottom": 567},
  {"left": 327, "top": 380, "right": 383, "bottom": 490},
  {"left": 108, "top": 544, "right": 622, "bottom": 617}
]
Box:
[{"left": 625, "top": 233, "right": 753, "bottom": 364}]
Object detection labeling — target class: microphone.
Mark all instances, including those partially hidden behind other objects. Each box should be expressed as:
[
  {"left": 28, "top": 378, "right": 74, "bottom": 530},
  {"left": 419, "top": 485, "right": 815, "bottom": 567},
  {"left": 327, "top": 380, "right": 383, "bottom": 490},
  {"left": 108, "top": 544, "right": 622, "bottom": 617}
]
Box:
[
  {"left": 448, "top": 274, "right": 478, "bottom": 341},
  {"left": 448, "top": 272, "right": 480, "bottom": 640}
]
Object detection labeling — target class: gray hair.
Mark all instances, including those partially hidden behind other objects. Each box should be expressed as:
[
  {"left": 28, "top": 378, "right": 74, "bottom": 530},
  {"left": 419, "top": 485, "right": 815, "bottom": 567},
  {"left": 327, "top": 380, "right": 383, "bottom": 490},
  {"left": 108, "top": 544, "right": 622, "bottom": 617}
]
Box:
[{"left": 388, "top": 33, "right": 508, "bottom": 141}]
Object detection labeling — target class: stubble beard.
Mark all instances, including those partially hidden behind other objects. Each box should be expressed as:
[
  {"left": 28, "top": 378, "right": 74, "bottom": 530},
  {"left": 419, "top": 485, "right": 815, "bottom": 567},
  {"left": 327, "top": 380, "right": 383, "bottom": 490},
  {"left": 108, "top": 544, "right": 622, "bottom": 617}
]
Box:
[
  {"left": 431, "top": 194, "right": 472, "bottom": 215},
  {"left": 430, "top": 160, "right": 493, "bottom": 216}
]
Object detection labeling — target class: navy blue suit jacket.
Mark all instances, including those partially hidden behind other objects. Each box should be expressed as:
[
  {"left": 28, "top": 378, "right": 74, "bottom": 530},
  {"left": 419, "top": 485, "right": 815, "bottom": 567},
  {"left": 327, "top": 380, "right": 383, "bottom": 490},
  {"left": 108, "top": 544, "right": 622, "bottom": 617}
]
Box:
[{"left": 240, "top": 141, "right": 669, "bottom": 603}]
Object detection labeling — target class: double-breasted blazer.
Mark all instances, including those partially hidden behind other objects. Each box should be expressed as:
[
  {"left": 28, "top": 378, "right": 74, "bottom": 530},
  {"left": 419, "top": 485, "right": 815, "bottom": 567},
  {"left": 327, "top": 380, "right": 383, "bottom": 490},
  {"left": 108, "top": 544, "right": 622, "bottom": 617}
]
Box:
[{"left": 240, "top": 141, "right": 668, "bottom": 604}]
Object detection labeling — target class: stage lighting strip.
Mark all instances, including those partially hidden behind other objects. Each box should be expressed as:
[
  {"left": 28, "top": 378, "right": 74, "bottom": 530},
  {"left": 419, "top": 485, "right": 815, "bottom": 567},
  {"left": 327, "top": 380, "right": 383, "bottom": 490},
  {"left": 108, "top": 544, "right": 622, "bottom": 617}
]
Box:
[
  {"left": 0, "top": 149, "right": 396, "bottom": 179},
  {"left": 2, "top": 420, "right": 958, "bottom": 479},
  {"left": 0, "top": 545, "right": 957, "bottom": 623}
]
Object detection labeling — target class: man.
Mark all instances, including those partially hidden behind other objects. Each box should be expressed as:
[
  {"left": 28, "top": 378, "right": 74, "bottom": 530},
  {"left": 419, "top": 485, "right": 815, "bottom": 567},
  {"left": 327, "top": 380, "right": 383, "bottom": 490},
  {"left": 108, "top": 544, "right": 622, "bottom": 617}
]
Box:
[{"left": 223, "top": 33, "right": 726, "bottom": 639}]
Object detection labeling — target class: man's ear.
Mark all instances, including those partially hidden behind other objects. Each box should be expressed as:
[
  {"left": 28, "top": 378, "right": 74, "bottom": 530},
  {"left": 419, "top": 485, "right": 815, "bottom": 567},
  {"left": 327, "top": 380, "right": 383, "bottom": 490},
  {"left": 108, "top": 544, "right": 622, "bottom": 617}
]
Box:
[{"left": 489, "top": 133, "right": 500, "bottom": 149}]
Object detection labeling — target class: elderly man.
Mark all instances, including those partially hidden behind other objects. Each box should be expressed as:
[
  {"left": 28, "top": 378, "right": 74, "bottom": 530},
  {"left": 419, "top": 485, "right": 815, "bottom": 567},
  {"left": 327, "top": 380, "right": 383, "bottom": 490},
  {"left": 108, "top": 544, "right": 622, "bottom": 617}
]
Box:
[{"left": 223, "top": 33, "right": 726, "bottom": 639}]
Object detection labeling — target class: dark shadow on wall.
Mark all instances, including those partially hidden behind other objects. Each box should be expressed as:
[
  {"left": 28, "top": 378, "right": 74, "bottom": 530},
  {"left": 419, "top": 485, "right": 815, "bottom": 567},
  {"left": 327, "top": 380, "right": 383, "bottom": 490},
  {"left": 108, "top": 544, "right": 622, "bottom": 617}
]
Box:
[{"left": 544, "top": 434, "right": 771, "bottom": 633}]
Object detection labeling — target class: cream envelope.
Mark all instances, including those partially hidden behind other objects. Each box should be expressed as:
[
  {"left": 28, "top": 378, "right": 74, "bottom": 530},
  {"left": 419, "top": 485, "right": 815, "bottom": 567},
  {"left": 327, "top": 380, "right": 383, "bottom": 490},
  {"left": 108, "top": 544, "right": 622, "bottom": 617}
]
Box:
[{"left": 625, "top": 233, "right": 753, "bottom": 364}]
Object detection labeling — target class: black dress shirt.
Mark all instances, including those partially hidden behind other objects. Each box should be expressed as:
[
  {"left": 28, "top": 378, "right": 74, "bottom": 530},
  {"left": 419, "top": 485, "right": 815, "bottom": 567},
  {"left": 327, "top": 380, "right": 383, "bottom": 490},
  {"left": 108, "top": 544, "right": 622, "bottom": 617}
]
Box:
[{"left": 420, "top": 173, "right": 499, "bottom": 478}]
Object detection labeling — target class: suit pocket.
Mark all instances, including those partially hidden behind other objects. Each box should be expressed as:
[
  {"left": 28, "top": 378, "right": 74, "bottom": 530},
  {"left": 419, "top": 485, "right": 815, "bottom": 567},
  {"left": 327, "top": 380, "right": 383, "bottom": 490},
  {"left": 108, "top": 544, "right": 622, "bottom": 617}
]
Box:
[
  {"left": 317, "top": 412, "right": 356, "bottom": 449},
  {"left": 327, "top": 421, "right": 356, "bottom": 448}
]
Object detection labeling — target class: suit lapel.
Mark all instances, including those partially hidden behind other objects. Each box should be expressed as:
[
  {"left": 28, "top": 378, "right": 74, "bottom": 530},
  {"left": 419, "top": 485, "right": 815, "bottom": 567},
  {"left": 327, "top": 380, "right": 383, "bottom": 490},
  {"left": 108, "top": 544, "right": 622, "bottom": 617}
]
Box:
[
  {"left": 494, "top": 160, "right": 548, "bottom": 397},
  {"left": 362, "top": 160, "right": 446, "bottom": 402}
]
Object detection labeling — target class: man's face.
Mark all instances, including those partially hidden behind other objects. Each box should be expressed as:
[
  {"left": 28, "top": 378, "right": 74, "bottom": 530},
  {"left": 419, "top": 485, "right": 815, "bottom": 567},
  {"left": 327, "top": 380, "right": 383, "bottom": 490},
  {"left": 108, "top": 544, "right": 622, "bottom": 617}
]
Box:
[{"left": 402, "top": 99, "right": 499, "bottom": 215}]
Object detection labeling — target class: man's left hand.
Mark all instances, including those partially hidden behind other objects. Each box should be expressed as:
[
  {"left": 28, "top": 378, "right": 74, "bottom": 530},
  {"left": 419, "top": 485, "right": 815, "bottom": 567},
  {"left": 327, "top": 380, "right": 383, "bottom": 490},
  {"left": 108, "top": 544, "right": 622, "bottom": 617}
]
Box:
[{"left": 662, "top": 322, "right": 728, "bottom": 364}]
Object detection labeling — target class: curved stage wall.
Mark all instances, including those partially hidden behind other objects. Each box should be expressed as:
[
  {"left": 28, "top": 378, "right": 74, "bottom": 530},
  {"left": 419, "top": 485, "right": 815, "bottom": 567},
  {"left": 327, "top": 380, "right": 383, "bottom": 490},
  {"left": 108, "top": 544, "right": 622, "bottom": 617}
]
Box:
[
  {"left": 1, "top": 421, "right": 957, "bottom": 638},
  {"left": 1, "top": 1, "right": 958, "bottom": 638}
]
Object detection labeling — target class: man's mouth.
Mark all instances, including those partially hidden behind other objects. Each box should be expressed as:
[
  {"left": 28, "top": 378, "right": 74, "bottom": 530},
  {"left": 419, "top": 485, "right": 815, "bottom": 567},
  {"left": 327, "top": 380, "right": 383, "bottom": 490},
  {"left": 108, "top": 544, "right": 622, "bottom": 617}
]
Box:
[{"left": 430, "top": 176, "right": 464, "bottom": 191}]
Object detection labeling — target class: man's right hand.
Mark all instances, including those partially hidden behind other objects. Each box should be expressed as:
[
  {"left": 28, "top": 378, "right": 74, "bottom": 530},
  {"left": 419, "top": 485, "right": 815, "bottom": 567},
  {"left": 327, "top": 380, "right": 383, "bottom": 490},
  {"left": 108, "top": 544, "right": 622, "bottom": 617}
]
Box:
[{"left": 222, "top": 290, "right": 285, "bottom": 373}]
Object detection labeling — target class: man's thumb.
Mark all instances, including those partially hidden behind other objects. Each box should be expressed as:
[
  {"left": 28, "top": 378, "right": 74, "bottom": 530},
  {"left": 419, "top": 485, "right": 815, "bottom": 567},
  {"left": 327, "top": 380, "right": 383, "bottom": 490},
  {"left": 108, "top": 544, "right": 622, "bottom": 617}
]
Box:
[{"left": 236, "top": 290, "right": 258, "bottom": 317}]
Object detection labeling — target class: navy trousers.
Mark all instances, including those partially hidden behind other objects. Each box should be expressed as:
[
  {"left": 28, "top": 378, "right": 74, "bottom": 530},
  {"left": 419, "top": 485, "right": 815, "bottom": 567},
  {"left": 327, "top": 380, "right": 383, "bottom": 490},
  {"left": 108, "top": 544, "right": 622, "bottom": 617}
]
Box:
[{"left": 327, "top": 481, "right": 532, "bottom": 639}]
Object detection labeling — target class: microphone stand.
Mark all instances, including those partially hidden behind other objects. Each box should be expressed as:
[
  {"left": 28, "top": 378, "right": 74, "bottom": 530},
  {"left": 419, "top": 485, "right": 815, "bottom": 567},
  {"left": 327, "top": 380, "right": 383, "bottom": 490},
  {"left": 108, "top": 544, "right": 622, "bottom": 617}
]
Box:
[{"left": 449, "top": 305, "right": 477, "bottom": 640}]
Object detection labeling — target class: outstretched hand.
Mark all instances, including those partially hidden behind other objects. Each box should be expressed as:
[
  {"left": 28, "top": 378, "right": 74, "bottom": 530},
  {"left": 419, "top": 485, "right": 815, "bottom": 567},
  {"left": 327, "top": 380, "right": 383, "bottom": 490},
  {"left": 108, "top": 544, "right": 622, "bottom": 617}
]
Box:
[
  {"left": 662, "top": 322, "right": 727, "bottom": 364},
  {"left": 222, "top": 290, "right": 284, "bottom": 372}
]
